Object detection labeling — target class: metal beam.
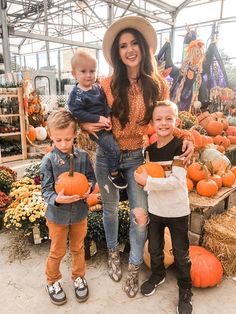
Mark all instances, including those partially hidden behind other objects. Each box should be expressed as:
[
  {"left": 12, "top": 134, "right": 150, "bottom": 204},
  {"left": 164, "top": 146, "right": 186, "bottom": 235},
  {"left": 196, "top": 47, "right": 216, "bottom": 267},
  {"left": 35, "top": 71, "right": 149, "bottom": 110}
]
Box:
[
  {"left": 103, "top": 1, "right": 174, "bottom": 25},
  {"left": 82, "top": 0, "right": 107, "bottom": 28},
  {"left": 175, "top": 0, "right": 193, "bottom": 16},
  {"left": 9, "top": 29, "right": 102, "bottom": 50},
  {"left": 0, "top": 7, "right": 11, "bottom": 72},
  {"left": 145, "top": 0, "right": 176, "bottom": 13}
]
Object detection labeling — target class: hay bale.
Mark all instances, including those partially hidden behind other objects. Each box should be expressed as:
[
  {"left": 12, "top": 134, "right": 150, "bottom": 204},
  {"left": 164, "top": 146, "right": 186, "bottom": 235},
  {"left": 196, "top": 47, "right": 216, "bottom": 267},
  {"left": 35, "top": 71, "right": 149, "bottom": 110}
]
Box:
[{"left": 202, "top": 206, "right": 236, "bottom": 276}]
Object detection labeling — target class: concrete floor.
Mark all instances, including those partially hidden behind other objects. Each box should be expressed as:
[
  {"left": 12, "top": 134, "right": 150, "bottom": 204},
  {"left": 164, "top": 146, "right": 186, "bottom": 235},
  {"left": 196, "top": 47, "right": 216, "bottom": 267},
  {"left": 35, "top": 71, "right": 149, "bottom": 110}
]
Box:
[{"left": 0, "top": 230, "right": 236, "bottom": 314}]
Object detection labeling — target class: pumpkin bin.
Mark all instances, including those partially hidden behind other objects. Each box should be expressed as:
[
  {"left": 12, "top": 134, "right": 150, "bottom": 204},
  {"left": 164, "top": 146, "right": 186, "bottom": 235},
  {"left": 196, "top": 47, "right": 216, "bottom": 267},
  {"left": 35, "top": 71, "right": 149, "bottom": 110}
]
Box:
[{"left": 55, "top": 154, "right": 89, "bottom": 196}]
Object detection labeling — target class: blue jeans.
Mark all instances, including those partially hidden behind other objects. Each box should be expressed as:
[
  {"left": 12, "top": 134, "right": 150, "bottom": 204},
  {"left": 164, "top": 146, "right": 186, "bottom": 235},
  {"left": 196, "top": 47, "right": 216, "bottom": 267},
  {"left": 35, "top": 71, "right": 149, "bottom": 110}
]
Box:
[
  {"left": 95, "top": 146, "right": 148, "bottom": 265},
  {"left": 90, "top": 130, "right": 120, "bottom": 173}
]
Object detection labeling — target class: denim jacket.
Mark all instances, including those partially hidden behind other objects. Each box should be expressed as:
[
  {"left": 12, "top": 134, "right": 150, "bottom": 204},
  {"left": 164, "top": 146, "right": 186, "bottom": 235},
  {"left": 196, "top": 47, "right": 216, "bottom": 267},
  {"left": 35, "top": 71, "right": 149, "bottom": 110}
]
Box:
[{"left": 40, "top": 146, "right": 96, "bottom": 224}]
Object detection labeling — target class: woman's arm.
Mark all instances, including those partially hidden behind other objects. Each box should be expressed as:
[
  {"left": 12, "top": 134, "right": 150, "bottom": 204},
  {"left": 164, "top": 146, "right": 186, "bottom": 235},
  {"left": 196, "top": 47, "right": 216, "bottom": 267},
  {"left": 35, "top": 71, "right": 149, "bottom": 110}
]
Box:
[{"left": 173, "top": 128, "right": 194, "bottom": 164}]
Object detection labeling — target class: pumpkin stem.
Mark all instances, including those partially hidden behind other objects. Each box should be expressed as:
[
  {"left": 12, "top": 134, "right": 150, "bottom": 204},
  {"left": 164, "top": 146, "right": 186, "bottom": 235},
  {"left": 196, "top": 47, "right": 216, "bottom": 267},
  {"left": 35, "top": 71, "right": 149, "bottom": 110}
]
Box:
[
  {"left": 203, "top": 165, "right": 209, "bottom": 181},
  {"left": 69, "top": 154, "right": 75, "bottom": 176}
]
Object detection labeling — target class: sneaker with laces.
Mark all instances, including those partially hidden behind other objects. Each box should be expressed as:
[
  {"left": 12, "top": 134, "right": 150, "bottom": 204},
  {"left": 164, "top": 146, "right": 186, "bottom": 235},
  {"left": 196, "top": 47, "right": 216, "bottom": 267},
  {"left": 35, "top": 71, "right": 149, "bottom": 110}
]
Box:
[
  {"left": 74, "top": 276, "right": 89, "bottom": 302},
  {"left": 108, "top": 172, "right": 128, "bottom": 189},
  {"left": 177, "top": 288, "right": 193, "bottom": 314},
  {"left": 46, "top": 281, "right": 67, "bottom": 305},
  {"left": 124, "top": 263, "right": 139, "bottom": 298},
  {"left": 108, "top": 248, "right": 122, "bottom": 282},
  {"left": 141, "top": 275, "right": 165, "bottom": 296}
]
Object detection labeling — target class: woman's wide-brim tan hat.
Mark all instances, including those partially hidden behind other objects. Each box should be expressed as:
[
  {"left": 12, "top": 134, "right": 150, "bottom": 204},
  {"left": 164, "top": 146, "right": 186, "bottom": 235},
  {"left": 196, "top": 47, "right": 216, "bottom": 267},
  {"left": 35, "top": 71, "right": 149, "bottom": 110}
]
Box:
[{"left": 102, "top": 16, "right": 157, "bottom": 66}]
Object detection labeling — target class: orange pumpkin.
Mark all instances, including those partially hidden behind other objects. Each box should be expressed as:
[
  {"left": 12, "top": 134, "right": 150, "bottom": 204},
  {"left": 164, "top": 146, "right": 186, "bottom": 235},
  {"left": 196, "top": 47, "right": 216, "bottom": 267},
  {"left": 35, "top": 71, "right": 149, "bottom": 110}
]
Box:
[
  {"left": 189, "top": 246, "right": 223, "bottom": 288},
  {"left": 147, "top": 123, "right": 155, "bottom": 136},
  {"left": 196, "top": 177, "right": 218, "bottom": 197},
  {"left": 143, "top": 227, "right": 174, "bottom": 269},
  {"left": 86, "top": 193, "right": 101, "bottom": 207},
  {"left": 221, "top": 170, "right": 236, "bottom": 187},
  {"left": 191, "top": 129, "right": 203, "bottom": 150},
  {"left": 187, "top": 162, "right": 206, "bottom": 182},
  {"left": 149, "top": 133, "right": 158, "bottom": 144},
  {"left": 225, "top": 126, "right": 236, "bottom": 136},
  {"left": 227, "top": 135, "right": 236, "bottom": 144},
  {"left": 209, "top": 174, "right": 222, "bottom": 189},
  {"left": 187, "top": 177, "right": 194, "bottom": 192},
  {"left": 205, "top": 120, "right": 223, "bottom": 136},
  {"left": 55, "top": 154, "right": 89, "bottom": 196},
  {"left": 196, "top": 166, "right": 218, "bottom": 197},
  {"left": 231, "top": 166, "right": 236, "bottom": 177},
  {"left": 26, "top": 125, "right": 36, "bottom": 142},
  {"left": 136, "top": 162, "right": 165, "bottom": 178}
]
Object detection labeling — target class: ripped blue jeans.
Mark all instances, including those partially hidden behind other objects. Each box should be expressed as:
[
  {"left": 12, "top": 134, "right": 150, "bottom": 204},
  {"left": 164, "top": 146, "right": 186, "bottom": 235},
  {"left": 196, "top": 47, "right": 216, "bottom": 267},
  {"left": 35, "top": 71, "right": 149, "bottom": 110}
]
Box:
[{"left": 95, "top": 146, "right": 148, "bottom": 265}]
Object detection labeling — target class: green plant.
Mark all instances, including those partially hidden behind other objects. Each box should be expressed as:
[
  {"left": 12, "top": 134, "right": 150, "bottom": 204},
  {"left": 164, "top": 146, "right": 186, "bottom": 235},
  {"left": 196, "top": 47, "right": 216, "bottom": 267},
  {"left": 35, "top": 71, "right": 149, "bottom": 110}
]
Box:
[
  {"left": 0, "top": 166, "right": 17, "bottom": 181},
  {"left": 4, "top": 190, "right": 47, "bottom": 236},
  {"left": 23, "top": 162, "right": 41, "bottom": 184},
  {"left": 0, "top": 191, "right": 11, "bottom": 210},
  {"left": 0, "top": 169, "right": 15, "bottom": 194},
  {"left": 86, "top": 201, "right": 130, "bottom": 245}
]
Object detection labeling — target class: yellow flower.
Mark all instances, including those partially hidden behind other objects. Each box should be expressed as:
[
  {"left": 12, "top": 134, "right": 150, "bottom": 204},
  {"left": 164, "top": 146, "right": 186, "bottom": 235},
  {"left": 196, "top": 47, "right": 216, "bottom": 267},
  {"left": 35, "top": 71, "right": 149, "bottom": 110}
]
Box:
[{"left": 29, "top": 216, "right": 36, "bottom": 223}]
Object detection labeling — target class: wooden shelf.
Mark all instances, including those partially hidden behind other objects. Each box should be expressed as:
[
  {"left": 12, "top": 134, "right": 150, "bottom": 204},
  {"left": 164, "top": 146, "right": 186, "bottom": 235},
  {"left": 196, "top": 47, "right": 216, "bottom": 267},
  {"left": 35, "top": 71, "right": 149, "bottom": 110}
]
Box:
[
  {"left": 0, "top": 87, "right": 27, "bottom": 164},
  {"left": 0, "top": 154, "right": 25, "bottom": 163},
  {"left": 0, "top": 114, "right": 20, "bottom": 118},
  {"left": 0, "top": 94, "right": 18, "bottom": 97},
  {"left": 0, "top": 132, "right": 21, "bottom": 137}
]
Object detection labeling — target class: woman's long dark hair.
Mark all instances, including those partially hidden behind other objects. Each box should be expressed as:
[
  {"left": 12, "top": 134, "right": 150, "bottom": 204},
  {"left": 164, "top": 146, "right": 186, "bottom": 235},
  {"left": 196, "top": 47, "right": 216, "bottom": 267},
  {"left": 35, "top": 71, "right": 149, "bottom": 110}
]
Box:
[{"left": 110, "top": 28, "right": 169, "bottom": 129}]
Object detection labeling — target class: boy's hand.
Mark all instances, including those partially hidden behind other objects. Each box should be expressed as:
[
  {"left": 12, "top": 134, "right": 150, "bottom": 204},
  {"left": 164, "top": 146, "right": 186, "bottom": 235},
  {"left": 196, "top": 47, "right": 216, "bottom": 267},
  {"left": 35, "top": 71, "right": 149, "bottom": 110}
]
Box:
[
  {"left": 56, "top": 189, "right": 83, "bottom": 204},
  {"left": 134, "top": 168, "right": 148, "bottom": 187},
  {"left": 99, "top": 116, "right": 112, "bottom": 128},
  {"left": 81, "top": 183, "right": 93, "bottom": 199},
  {"left": 179, "top": 140, "right": 194, "bottom": 165}
]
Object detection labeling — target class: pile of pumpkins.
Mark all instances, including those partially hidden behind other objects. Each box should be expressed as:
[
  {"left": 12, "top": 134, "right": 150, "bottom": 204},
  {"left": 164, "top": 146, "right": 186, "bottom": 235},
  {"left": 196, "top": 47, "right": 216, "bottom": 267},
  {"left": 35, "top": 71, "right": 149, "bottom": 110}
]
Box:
[
  {"left": 187, "top": 156, "right": 236, "bottom": 197},
  {"left": 196, "top": 111, "right": 236, "bottom": 147},
  {"left": 187, "top": 111, "right": 236, "bottom": 197}
]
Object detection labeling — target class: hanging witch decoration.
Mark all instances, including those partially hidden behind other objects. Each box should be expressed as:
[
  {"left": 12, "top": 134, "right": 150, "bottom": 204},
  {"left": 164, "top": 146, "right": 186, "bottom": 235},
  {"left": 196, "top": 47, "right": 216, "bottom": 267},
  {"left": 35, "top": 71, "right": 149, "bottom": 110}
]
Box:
[{"left": 170, "top": 36, "right": 205, "bottom": 112}]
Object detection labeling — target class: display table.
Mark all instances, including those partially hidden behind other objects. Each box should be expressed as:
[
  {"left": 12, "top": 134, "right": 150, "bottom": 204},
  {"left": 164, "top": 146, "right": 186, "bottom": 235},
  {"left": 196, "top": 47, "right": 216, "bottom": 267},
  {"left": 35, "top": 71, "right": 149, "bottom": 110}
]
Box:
[{"left": 188, "top": 184, "right": 236, "bottom": 245}]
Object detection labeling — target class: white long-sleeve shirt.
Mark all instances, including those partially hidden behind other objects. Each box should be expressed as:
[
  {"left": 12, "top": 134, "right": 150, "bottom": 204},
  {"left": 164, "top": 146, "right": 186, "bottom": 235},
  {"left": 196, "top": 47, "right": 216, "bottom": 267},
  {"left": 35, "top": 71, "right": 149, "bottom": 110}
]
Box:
[{"left": 144, "top": 137, "right": 190, "bottom": 218}]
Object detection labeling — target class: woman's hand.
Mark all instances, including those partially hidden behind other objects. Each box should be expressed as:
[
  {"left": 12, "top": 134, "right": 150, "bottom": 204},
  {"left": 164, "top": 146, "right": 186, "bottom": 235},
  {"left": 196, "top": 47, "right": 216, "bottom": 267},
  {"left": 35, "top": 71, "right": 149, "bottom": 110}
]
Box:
[
  {"left": 81, "top": 122, "right": 105, "bottom": 138},
  {"left": 180, "top": 139, "right": 194, "bottom": 164}
]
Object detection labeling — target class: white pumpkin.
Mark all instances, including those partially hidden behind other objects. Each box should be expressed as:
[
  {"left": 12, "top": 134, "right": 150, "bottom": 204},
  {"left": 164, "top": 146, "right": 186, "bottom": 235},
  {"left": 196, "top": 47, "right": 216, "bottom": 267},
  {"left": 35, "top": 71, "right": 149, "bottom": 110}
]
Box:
[
  {"left": 35, "top": 126, "right": 47, "bottom": 141},
  {"left": 200, "top": 148, "right": 231, "bottom": 174}
]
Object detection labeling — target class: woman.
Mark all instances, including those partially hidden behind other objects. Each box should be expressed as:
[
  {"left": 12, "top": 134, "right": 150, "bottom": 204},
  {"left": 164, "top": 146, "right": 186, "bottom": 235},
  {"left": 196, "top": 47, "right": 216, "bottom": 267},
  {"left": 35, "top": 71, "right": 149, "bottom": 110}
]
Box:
[{"left": 81, "top": 16, "right": 194, "bottom": 298}]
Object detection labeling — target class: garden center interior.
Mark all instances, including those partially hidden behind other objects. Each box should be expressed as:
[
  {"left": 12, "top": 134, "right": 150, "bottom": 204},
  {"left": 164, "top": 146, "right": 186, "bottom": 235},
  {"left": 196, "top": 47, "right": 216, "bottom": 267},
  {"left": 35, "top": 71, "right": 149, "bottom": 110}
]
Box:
[{"left": 1, "top": 1, "right": 236, "bottom": 313}]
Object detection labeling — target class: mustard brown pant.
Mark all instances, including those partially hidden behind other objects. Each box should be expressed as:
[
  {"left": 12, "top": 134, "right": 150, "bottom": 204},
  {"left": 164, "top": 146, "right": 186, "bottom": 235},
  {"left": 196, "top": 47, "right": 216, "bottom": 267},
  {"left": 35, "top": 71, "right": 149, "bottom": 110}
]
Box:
[{"left": 46, "top": 218, "right": 87, "bottom": 285}]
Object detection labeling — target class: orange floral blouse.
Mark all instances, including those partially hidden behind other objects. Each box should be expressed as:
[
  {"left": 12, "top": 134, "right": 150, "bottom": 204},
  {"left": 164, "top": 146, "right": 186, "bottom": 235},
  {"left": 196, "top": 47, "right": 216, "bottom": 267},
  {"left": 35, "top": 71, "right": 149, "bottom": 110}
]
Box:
[{"left": 100, "top": 76, "right": 193, "bottom": 151}]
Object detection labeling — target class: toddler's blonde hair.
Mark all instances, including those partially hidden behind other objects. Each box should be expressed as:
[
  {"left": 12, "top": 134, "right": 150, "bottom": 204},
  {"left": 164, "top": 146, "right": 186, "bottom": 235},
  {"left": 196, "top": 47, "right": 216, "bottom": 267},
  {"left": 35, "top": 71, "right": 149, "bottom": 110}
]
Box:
[{"left": 71, "top": 50, "right": 97, "bottom": 71}]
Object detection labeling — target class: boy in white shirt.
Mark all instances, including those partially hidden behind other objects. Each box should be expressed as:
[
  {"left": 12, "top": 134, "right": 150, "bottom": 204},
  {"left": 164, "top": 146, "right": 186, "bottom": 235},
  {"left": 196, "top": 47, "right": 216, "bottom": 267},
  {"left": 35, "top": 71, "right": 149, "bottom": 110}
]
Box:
[{"left": 134, "top": 100, "right": 193, "bottom": 314}]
